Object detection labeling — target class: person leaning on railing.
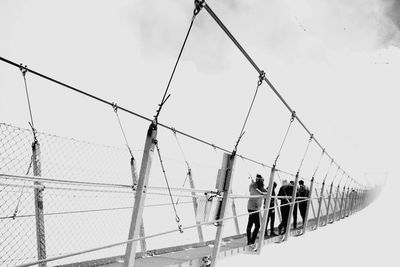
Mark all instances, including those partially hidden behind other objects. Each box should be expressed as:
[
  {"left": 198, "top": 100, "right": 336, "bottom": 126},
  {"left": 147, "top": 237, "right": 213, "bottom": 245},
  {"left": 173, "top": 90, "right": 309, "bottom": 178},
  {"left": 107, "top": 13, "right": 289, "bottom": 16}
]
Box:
[{"left": 246, "top": 174, "right": 268, "bottom": 251}]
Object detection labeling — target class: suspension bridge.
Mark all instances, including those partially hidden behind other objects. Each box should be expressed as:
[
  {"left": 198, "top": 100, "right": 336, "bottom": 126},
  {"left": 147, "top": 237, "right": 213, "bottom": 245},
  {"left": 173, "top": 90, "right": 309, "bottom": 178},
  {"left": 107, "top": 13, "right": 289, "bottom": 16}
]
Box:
[{"left": 0, "top": 1, "right": 380, "bottom": 266}]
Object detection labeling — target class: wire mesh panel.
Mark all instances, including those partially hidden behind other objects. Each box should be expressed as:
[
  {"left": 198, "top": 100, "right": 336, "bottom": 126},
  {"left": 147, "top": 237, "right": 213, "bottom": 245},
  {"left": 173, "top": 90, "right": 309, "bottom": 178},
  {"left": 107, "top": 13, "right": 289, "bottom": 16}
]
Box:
[{"left": 0, "top": 123, "right": 136, "bottom": 265}]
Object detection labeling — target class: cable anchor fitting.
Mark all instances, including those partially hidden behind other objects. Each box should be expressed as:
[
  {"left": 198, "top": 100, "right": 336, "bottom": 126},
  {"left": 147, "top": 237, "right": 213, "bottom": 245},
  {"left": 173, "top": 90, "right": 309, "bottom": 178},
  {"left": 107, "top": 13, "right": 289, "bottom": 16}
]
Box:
[
  {"left": 19, "top": 64, "right": 28, "bottom": 77},
  {"left": 112, "top": 102, "right": 118, "bottom": 113},
  {"left": 194, "top": 0, "right": 205, "bottom": 16},
  {"left": 290, "top": 110, "right": 296, "bottom": 122},
  {"left": 176, "top": 216, "right": 184, "bottom": 233},
  {"left": 258, "top": 70, "right": 265, "bottom": 86},
  {"left": 153, "top": 94, "right": 171, "bottom": 124}
]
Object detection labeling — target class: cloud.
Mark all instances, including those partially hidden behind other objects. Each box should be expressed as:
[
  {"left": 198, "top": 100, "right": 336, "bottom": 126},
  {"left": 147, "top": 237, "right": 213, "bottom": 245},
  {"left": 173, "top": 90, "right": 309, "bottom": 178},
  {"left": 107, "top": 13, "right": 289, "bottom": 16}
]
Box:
[
  {"left": 382, "top": 0, "right": 400, "bottom": 46},
  {"left": 126, "top": 0, "right": 400, "bottom": 73}
]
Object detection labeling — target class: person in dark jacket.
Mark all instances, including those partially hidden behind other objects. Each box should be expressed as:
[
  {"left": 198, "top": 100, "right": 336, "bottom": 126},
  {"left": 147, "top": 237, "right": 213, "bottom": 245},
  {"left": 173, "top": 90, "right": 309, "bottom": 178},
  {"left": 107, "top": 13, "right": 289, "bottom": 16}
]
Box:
[
  {"left": 290, "top": 181, "right": 299, "bottom": 229},
  {"left": 278, "top": 180, "right": 291, "bottom": 235},
  {"left": 298, "top": 180, "right": 310, "bottom": 226},
  {"left": 265, "top": 182, "right": 278, "bottom": 237}
]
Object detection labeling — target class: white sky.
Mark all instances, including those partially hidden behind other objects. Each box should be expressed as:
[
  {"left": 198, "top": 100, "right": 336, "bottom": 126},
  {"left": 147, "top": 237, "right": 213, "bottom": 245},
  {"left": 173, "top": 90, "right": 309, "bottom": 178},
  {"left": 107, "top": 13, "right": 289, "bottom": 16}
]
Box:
[{"left": 1, "top": 0, "right": 399, "bottom": 265}]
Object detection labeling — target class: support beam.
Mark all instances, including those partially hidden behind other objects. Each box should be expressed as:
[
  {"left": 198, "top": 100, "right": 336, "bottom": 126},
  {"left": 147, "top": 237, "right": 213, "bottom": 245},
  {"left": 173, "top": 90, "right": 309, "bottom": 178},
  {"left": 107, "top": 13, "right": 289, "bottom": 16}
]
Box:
[
  {"left": 33, "top": 140, "right": 47, "bottom": 267},
  {"left": 284, "top": 172, "right": 300, "bottom": 240},
  {"left": 210, "top": 152, "right": 236, "bottom": 267},
  {"left": 124, "top": 123, "right": 157, "bottom": 267},
  {"left": 187, "top": 169, "right": 205, "bottom": 242},
  {"left": 338, "top": 186, "right": 346, "bottom": 220},
  {"left": 344, "top": 187, "right": 351, "bottom": 218},
  {"left": 315, "top": 182, "right": 326, "bottom": 229},
  {"left": 302, "top": 177, "right": 315, "bottom": 232},
  {"left": 257, "top": 165, "right": 276, "bottom": 253},
  {"left": 324, "top": 183, "right": 334, "bottom": 226},
  {"left": 130, "top": 157, "right": 147, "bottom": 252},
  {"left": 231, "top": 199, "right": 240, "bottom": 235},
  {"left": 331, "top": 185, "right": 340, "bottom": 223}
]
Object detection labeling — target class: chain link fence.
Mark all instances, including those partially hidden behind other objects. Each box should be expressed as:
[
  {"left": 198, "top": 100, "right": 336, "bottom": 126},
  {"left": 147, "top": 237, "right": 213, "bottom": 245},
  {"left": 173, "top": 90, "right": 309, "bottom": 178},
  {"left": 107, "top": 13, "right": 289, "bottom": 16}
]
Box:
[{"left": 0, "top": 123, "right": 137, "bottom": 266}]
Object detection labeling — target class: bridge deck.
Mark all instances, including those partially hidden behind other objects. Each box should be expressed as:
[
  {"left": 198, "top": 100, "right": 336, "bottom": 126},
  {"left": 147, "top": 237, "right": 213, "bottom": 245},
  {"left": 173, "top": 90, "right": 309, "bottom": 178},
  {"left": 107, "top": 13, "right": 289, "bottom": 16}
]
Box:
[{"left": 60, "top": 215, "right": 334, "bottom": 267}]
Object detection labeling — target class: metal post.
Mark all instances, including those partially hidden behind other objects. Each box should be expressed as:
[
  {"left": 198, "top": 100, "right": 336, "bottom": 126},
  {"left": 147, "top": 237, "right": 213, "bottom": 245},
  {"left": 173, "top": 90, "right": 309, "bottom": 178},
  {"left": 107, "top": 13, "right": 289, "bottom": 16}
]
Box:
[
  {"left": 231, "top": 198, "right": 240, "bottom": 236},
  {"left": 310, "top": 196, "right": 316, "bottom": 221},
  {"left": 343, "top": 187, "right": 350, "bottom": 218},
  {"left": 338, "top": 186, "right": 346, "bottom": 220},
  {"left": 130, "top": 157, "right": 147, "bottom": 252},
  {"left": 257, "top": 165, "right": 276, "bottom": 253},
  {"left": 324, "top": 183, "right": 334, "bottom": 226},
  {"left": 349, "top": 188, "right": 354, "bottom": 215},
  {"left": 315, "top": 181, "right": 325, "bottom": 229},
  {"left": 331, "top": 185, "right": 340, "bottom": 223},
  {"left": 32, "top": 140, "right": 46, "bottom": 267},
  {"left": 302, "top": 177, "right": 315, "bottom": 232},
  {"left": 187, "top": 168, "right": 204, "bottom": 242},
  {"left": 284, "top": 172, "right": 300, "bottom": 240},
  {"left": 124, "top": 123, "right": 157, "bottom": 267},
  {"left": 210, "top": 152, "right": 236, "bottom": 267}
]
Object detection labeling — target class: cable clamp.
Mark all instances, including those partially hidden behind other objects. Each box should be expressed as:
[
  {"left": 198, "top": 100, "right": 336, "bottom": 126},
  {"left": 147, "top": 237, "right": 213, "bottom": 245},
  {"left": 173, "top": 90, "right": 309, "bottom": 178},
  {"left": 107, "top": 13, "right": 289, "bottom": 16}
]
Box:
[
  {"left": 290, "top": 110, "right": 296, "bottom": 122},
  {"left": 194, "top": 0, "right": 205, "bottom": 16},
  {"left": 171, "top": 127, "right": 177, "bottom": 135},
  {"left": 309, "top": 133, "right": 314, "bottom": 142},
  {"left": 153, "top": 94, "right": 171, "bottom": 124},
  {"left": 258, "top": 70, "right": 265, "bottom": 86},
  {"left": 176, "top": 216, "right": 184, "bottom": 233},
  {"left": 19, "top": 64, "right": 28, "bottom": 77},
  {"left": 112, "top": 102, "right": 118, "bottom": 113}
]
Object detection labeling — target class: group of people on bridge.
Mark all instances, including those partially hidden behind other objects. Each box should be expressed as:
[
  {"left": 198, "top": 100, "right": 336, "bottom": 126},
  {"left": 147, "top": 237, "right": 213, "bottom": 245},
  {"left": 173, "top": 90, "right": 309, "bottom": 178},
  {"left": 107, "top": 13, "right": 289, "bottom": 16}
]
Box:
[{"left": 246, "top": 174, "right": 310, "bottom": 250}]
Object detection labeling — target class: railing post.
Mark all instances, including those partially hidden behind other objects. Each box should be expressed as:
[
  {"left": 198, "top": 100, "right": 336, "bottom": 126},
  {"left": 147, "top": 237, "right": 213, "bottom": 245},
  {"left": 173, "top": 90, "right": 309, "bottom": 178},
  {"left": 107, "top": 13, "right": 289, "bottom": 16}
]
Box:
[
  {"left": 231, "top": 196, "right": 240, "bottom": 236},
  {"left": 257, "top": 165, "right": 276, "bottom": 253},
  {"left": 32, "top": 140, "right": 47, "bottom": 267},
  {"left": 331, "top": 185, "right": 340, "bottom": 223},
  {"left": 302, "top": 177, "right": 315, "bottom": 232},
  {"left": 343, "top": 187, "right": 350, "bottom": 218},
  {"left": 130, "top": 157, "right": 147, "bottom": 253},
  {"left": 284, "top": 172, "right": 300, "bottom": 240},
  {"left": 124, "top": 123, "right": 157, "bottom": 267},
  {"left": 187, "top": 168, "right": 205, "bottom": 242},
  {"left": 210, "top": 152, "right": 236, "bottom": 267},
  {"left": 350, "top": 187, "right": 354, "bottom": 215},
  {"left": 324, "top": 183, "right": 334, "bottom": 226},
  {"left": 315, "top": 181, "right": 325, "bottom": 229},
  {"left": 338, "top": 186, "right": 346, "bottom": 220}
]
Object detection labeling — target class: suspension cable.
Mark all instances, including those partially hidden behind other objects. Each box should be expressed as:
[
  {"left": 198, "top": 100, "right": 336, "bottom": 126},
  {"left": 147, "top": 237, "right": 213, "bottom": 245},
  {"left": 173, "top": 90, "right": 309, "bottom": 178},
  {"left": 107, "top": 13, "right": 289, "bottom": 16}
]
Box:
[
  {"left": 12, "top": 66, "right": 37, "bottom": 219},
  {"left": 174, "top": 171, "right": 190, "bottom": 206},
  {"left": 154, "top": 142, "right": 183, "bottom": 233},
  {"left": 274, "top": 111, "right": 296, "bottom": 166},
  {"left": 11, "top": 155, "right": 33, "bottom": 219},
  {"left": 312, "top": 149, "right": 325, "bottom": 178},
  {"left": 112, "top": 103, "right": 134, "bottom": 159},
  {"left": 153, "top": 1, "right": 203, "bottom": 123},
  {"left": 337, "top": 170, "right": 346, "bottom": 185},
  {"left": 330, "top": 166, "right": 341, "bottom": 184},
  {"left": 296, "top": 134, "right": 313, "bottom": 174},
  {"left": 202, "top": 3, "right": 339, "bottom": 163},
  {"left": 0, "top": 57, "right": 300, "bottom": 179},
  {"left": 322, "top": 159, "right": 335, "bottom": 183},
  {"left": 171, "top": 127, "right": 192, "bottom": 205},
  {"left": 233, "top": 71, "right": 265, "bottom": 152},
  {"left": 19, "top": 64, "right": 37, "bottom": 141},
  {"left": 171, "top": 127, "right": 190, "bottom": 170}
]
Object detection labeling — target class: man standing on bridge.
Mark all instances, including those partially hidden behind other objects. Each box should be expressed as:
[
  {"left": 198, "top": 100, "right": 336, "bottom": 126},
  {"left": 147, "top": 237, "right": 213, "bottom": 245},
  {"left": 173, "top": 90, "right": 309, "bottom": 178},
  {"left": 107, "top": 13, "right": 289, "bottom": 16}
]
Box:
[
  {"left": 298, "top": 180, "right": 310, "bottom": 226},
  {"left": 278, "top": 180, "right": 291, "bottom": 235}
]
